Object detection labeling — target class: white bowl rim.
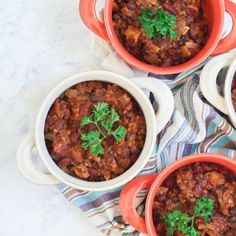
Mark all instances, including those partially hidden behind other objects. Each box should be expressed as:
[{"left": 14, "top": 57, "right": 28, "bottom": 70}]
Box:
[{"left": 35, "top": 70, "right": 157, "bottom": 191}]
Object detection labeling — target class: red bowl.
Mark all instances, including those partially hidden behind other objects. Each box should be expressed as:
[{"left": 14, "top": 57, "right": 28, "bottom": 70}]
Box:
[
  {"left": 119, "top": 153, "right": 236, "bottom": 236},
  {"left": 79, "top": 0, "right": 236, "bottom": 75}
]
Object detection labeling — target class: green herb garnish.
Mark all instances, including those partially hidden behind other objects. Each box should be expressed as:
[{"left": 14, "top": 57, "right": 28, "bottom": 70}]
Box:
[
  {"left": 138, "top": 7, "right": 177, "bottom": 40},
  {"left": 80, "top": 102, "right": 126, "bottom": 156},
  {"left": 162, "top": 197, "right": 214, "bottom": 236}
]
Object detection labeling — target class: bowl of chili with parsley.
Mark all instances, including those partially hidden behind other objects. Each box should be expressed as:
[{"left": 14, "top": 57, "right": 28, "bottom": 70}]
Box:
[
  {"left": 79, "top": 0, "right": 236, "bottom": 74},
  {"left": 119, "top": 153, "right": 236, "bottom": 236},
  {"left": 16, "top": 70, "right": 174, "bottom": 191}
]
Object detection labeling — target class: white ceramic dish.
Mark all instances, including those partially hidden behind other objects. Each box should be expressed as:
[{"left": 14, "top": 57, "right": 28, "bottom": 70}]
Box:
[
  {"left": 17, "top": 71, "right": 174, "bottom": 191},
  {"left": 200, "top": 52, "right": 236, "bottom": 128}
]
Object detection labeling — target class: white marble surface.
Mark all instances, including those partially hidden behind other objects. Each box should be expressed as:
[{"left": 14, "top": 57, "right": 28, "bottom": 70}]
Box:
[{"left": 0, "top": 0, "right": 103, "bottom": 235}]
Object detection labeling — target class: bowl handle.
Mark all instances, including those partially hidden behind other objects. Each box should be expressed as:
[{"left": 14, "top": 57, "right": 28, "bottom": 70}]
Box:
[
  {"left": 119, "top": 174, "right": 157, "bottom": 235},
  {"left": 131, "top": 77, "right": 174, "bottom": 135},
  {"left": 199, "top": 53, "right": 236, "bottom": 114},
  {"left": 16, "top": 134, "right": 60, "bottom": 185},
  {"left": 211, "top": 0, "right": 236, "bottom": 55},
  {"left": 79, "top": 0, "right": 109, "bottom": 42}
]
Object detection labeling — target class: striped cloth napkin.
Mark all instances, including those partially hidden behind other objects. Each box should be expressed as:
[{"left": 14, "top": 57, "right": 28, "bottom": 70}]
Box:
[{"left": 56, "top": 38, "right": 236, "bottom": 236}]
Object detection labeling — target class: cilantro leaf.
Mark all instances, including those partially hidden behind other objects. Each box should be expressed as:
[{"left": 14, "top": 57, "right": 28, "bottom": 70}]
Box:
[
  {"left": 112, "top": 126, "right": 126, "bottom": 142},
  {"left": 177, "top": 213, "right": 192, "bottom": 235},
  {"left": 80, "top": 116, "right": 93, "bottom": 126},
  {"left": 162, "top": 210, "right": 182, "bottom": 235},
  {"left": 188, "top": 228, "right": 200, "bottom": 236},
  {"left": 80, "top": 102, "right": 126, "bottom": 156},
  {"left": 162, "top": 197, "right": 214, "bottom": 236},
  {"left": 138, "top": 8, "right": 155, "bottom": 38},
  {"left": 101, "top": 120, "right": 112, "bottom": 131},
  {"left": 81, "top": 131, "right": 101, "bottom": 148},
  {"left": 194, "top": 197, "right": 214, "bottom": 222},
  {"left": 139, "top": 7, "right": 177, "bottom": 40},
  {"left": 81, "top": 131, "right": 103, "bottom": 156},
  {"left": 101, "top": 109, "right": 120, "bottom": 132},
  {"left": 90, "top": 143, "right": 104, "bottom": 156},
  {"left": 93, "top": 102, "right": 110, "bottom": 121},
  {"left": 110, "top": 108, "right": 120, "bottom": 124}
]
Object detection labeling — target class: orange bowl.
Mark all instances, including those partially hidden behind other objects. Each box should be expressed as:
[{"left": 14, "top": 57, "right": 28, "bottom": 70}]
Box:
[
  {"left": 79, "top": 0, "right": 236, "bottom": 75},
  {"left": 119, "top": 153, "right": 236, "bottom": 236}
]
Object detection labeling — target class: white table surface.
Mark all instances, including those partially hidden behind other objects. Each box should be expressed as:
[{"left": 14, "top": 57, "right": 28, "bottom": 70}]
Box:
[{"left": 0, "top": 0, "right": 103, "bottom": 235}]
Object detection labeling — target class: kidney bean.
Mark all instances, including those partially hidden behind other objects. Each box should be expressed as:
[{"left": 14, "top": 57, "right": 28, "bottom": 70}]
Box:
[
  {"left": 113, "top": 13, "right": 120, "bottom": 20},
  {"left": 153, "top": 209, "right": 160, "bottom": 218},
  {"left": 160, "top": 58, "right": 173, "bottom": 67},
  {"left": 157, "top": 194, "right": 166, "bottom": 202},
  {"left": 189, "top": 23, "right": 200, "bottom": 40},
  {"left": 129, "top": 154, "right": 138, "bottom": 164},
  {"left": 212, "top": 213, "right": 225, "bottom": 220},
  {"left": 54, "top": 118, "right": 66, "bottom": 131},
  {"left": 117, "top": 158, "right": 130, "bottom": 169},
  {"left": 162, "top": 2, "right": 177, "bottom": 15},
  {"left": 168, "top": 48, "right": 181, "bottom": 55},
  {"left": 228, "top": 216, "right": 236, "bottom": 223},
  {"left": 121, "top": 14, "right": 127, "bottom": 20},
  {"left": 53, "top": 142, "right": 69, "bottom": 156},
  {"left": 194, "top": 184, "right": 203, "bottom": 196},
  {"left": 203, "top": 26, "right": 208, "bottom": 36},
  {"left": 127, "top": 2, "right": 136, "bottom": 10},
  {"left": 173, "top": 56, "right": 182, "bottom": 65},
  {"left": 70, "top": 131, "right": 79, "bottom": 144},
  {"left": 164, "top": 176, "right": 175, "bottom": 188},
  {"left": 227, "top": 175, "right": 236, "bottom": 183},
  {"left": 231, "top": 223, "right": 236, "bottom": 229},
  {"left": 230, "top": 208, "right": 236, "bottom": 216},
  {"left": 127, "top": 17, "right": 133, "bottom": 25},
  {"left": 91, "top": 95, "right": 102, "bottom": 102},
  {"left": 155, "top": 223, "right": 164, "bottom": 233},
  {"left": 225, "top": 231, "right": 236, "bottom": 236},
  {"left": 186, "top": 6, "right": 198, "bottom": 17},
  {"left": 202, "top": 189, "right": 209, "bottom": 197},
  {"left": 57, "top": 157, "right": 73, "bottom": 168},
  {"left": 172, "top": 196, "right": 179, "bottom": 203},
  {"left": 194, "top": 175, "right": 202, "bottom": 183},
  {"left": 88, "top": 167, "right": 98, "bottom": 176}
]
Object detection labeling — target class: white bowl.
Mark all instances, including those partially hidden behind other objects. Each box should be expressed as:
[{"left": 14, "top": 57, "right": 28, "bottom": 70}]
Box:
[
  {"left": 17, "top": 71, "right": 174, "bottom": 191},
  {"left": 200, "top": 52, "right": 236, "bottom": 128}
]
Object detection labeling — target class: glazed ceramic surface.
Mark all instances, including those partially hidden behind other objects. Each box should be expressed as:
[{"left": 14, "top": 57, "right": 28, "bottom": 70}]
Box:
[
  {"left": 79, "top": 0, "right": 236, "bottom": 74},
  {"left": 17, "top": 71, "right": 174, "bottom": 191},
  {"left": 119, "top": 154, "right": 236, "bottom": 236}
]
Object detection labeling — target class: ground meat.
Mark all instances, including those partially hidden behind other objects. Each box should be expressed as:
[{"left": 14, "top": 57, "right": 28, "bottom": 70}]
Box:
[
  {"left": 152, "top": 163, "right": 236, "bottom": 235},
  {"left": 44, "top": 81, "right": 146, "bottom": 181},
  {"left": 231, "top": 74, "right": 236, "bottom": 111},
  {"left": 113, "top": 0, "right": 208, "bottom": 67}
]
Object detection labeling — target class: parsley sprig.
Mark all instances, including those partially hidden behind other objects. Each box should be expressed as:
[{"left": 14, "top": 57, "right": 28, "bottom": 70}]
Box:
[
  {"left": 80, "top": 102, "right": 126, "bottom": 156},
  {"left": 138, "top": 7, "right": 177, "bottom": 40},
  {"left": 162, "top": 197, "right": 214, "bottom": 236}
]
